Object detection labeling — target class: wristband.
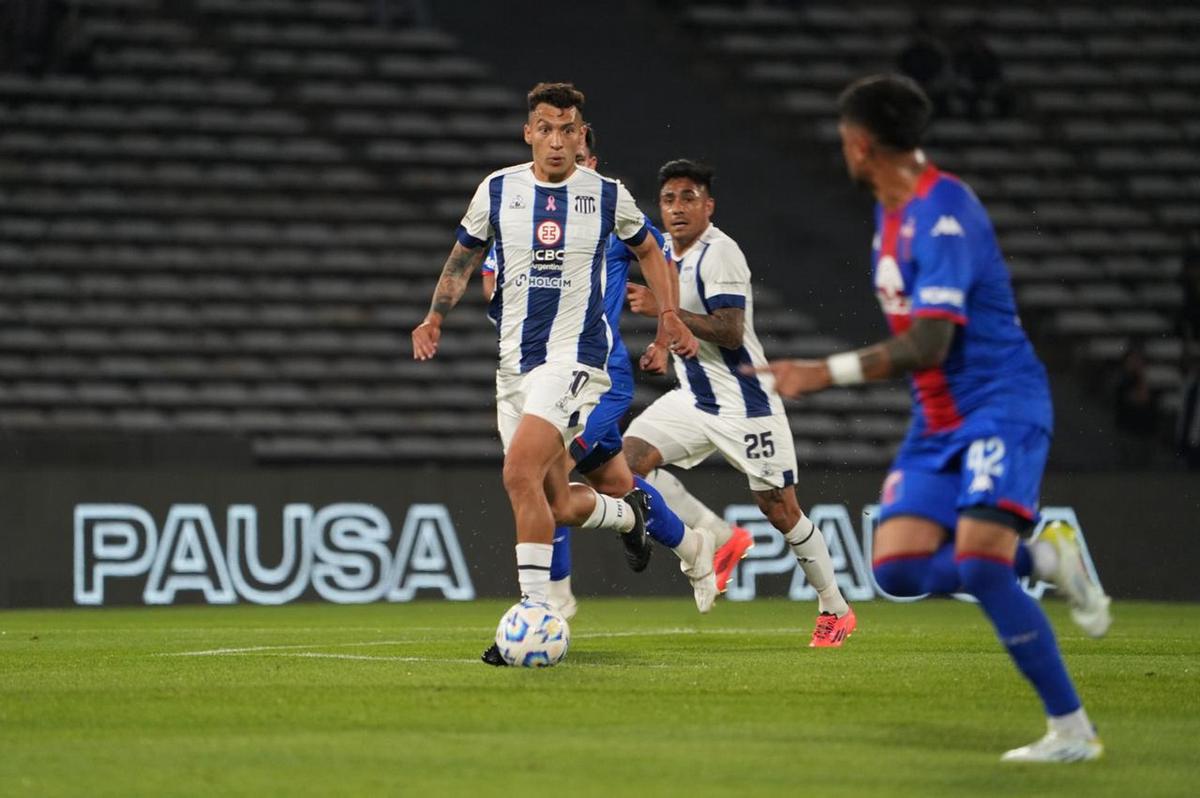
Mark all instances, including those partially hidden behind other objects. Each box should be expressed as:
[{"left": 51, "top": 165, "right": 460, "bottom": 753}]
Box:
[{"left": 826, "top": 352, "right": 865, "bottom": 386}]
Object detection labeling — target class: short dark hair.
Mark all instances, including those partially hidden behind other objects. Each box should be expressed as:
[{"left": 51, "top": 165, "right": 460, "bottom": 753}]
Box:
[
  {"left": 657, "top": 159, "right": 715, "bottom": 194},
  {"left": 584, "top": 126, "right": 597, "bottom": 157},
  {"left": 527, "top": 82, "right": 586, "bottom": 114},
  {"left": 838, "top": 74, "right": 932, "bottom": 151}
]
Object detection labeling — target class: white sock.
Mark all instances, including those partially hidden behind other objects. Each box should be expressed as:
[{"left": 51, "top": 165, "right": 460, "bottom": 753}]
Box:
[
  {"left": 579, "top": 488, "right": 635, "bottom": 533},
  {"left": 515, "top": 542, "right": 553, "bottom": 602},
  {"left": 1029, "top": 539, "right": 1059, "bottom": 581},
  {"left": 671, "top": 525, "right": 703, "bottom": 566},
  {"left": 646, "top": 468, "right": 735, "bottom": 548},
  {"left": 548, "top": 575, "right": 572, "bottom": 603},
  {"left": 1049, "top": 707, "right": 1095, "bottom": 739},
  {"left": 784, "top": 515, "right": 849, "bottom": 617}
]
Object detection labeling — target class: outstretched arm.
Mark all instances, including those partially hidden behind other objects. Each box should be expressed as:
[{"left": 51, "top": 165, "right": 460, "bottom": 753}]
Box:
[
  {"left": 411, "top": 241, "right": 488, "bottom": 360},
  {"left": 627, "top": 283, "right": 744, "bottom": 349},
  {"left": 628, "top": 235, "right": 699, "bottom": 361},
  {"left": 757, "top": 316, "right": 957, "bottom": 398}
]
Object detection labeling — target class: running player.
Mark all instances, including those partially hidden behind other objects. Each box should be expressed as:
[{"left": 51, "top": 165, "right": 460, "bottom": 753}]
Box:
[
  {"left": 411, "top": 82, "right": 700, "bottom": 664},
  {"left": 480, "top": 129, "right": 754, "bottom": 618},
  {"left": 623, "top": 159, "right": 857, "bottom": 647},
  {"left": 759, "top": 74, "right": 1111, "bottom": 759}
]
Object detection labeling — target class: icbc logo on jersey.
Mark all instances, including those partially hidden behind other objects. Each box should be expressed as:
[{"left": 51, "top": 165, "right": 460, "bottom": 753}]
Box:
[{"left": 537, "top": 220, "right": 562, "bottom": 246}]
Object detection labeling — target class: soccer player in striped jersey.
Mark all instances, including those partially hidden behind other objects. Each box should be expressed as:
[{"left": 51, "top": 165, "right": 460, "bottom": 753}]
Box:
[
  {"left": 411, "top": 83, "right": 699, "bottom": 665},
  {"left": 481, "top": 129, "right": 754, "bottom": 619},
  {"left": 760, "top": 74, "right": 1110, "bottom": 759},
  {"left": 623, "top": 159, "right": 857, "bottom": 647}
]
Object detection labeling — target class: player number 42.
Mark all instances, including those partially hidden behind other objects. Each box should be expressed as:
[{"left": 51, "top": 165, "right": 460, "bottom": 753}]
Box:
[{"left": 744, "top": 431, "right": 774, "bottom": 460}]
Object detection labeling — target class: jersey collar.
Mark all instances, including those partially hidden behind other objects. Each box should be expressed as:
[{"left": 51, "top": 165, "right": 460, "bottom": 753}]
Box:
[
  {"left": 668, "top": 223, "right": 715, "bottom": 261},
  {"left": 914, "top": 163, "right": 941, "bottom": 199}
]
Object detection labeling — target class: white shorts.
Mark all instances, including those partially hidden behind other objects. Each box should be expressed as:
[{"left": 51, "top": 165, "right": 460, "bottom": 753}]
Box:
[
  {"left": 496, "top": 362, "right": 612, "bottom": 452},
  {"left": 625, "top": 388, "right": 798, "bottom": 492}
]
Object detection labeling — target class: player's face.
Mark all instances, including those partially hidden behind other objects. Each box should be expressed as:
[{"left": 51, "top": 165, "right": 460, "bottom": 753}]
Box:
[
  {"left": 659, "top": 177, "right": 714, "bottom": 249},
  {"left": 838, "top": 121, "right": 874, "bottom": 191},
  {"left": 524, "top": 104, "right": 585, "bottom": 182},
  {"left": 574, "top": 140, "right": 598, "bottom": 170}
]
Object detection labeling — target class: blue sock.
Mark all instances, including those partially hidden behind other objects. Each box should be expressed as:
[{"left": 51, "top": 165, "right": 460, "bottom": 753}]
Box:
[
  {"left": 877, "top": 541, "right": 1040, "bottom": 596},
  {"left": 958, "top": 555, "right": 1081, "bottom": 716},
  {"left": 1014, "top": 542, "right": 1034, "bottom": 579},
  {"left": 872, "top": 555, "right": 928, "bottom": 597},
  {"left": 925, "top": 542, "right": 962, "bottom": 593},
  {"left": 550, "top": 526, "right": 571, "bottom": 581},
  {"left": 873, "top": 542, "right": 961, "bottom": 596},
  {"left": 632, "top": 476, "right": 685, "bottom": 548}
]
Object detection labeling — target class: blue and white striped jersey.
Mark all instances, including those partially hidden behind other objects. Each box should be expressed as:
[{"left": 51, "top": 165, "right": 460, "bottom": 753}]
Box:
[
  {"left": 665, "top": 224, "right": 785, "bottom": 419},
  {"left": 456, "top": 163, "right": 649, "bottom": 375}
]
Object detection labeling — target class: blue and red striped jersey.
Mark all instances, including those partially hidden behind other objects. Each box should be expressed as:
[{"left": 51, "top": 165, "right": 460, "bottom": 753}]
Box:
[{"left": 871, "top": 164, "right": 1053, "bottom": 435}]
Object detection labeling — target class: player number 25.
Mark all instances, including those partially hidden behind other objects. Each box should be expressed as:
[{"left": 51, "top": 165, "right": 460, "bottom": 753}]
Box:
[{"left": 744, "top": 432, "right": 774, "bottom": 460}]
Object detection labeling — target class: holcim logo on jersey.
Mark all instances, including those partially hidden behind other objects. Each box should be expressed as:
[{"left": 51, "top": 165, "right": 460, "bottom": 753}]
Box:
[
  {"left": 73, "top": 503, "right": 475, "bottom": 606},
  {"left": 536, "top": 220, "right": 562, "bottom": 246},
  {"left": 514, "top": 272, "right": 571, "bottom": 290},
  {"left": 724, "top": 504, "right": 1104, "bottom": 603}
]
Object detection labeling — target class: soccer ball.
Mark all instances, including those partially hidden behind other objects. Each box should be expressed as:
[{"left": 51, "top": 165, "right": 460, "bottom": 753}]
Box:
[{"left": 495, "top": 599, "right": 570, "bottom": 667}]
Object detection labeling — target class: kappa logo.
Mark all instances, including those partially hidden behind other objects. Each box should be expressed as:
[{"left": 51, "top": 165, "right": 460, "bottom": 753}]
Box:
[
  {"left": 931, "top": 215, "right": 965, "bottom": 237},
  {"left": 536, "top": 220, "right": 562, "bottom": 246},
  {"left": 508, "top": 194, "right": 526, "bottom": 209}
]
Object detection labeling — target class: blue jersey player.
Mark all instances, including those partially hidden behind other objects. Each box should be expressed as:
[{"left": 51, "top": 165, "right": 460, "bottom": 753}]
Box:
[
  {"left": 482, "top": 129, "right": 752, "bottom": 617},
  {"left": 761, "top": 75, "right": 1111, "bottom": 761}
]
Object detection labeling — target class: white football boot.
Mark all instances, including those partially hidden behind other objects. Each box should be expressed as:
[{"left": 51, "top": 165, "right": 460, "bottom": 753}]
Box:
[
  {"left": 547, "top": 577, "right": 578, "bottom": 622},
  {"left": 1038, "top": 521, "right": 1112, "bottom": 638},
  {"left": 680, "top": 527, "right": 718, "bottom": 614},
  {"left": 1002, "top": 721, "right": 1103, "bottom": 763}
]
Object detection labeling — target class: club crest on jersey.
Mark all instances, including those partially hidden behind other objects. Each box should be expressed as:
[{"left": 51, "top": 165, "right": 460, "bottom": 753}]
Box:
[
  {"left": 882, "top": 470, "right": 904, "bottom": 505},
  {"left": 536, "top": 220, "right": 562, "bottom": 246},
  {"left": 574, "top": 195, "right": 596, "bottom": 214},
  {"left": 875, "top": 255, "right": 911, "bottom": 315}
]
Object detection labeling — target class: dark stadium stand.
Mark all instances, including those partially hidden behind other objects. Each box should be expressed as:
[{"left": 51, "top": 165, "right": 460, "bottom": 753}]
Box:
[
  {"left": 1, "top": 0, "right": 1194, "bottom": 468},
  {"left": 678, "top": 2, "right": 1197, "bottom": 432}
]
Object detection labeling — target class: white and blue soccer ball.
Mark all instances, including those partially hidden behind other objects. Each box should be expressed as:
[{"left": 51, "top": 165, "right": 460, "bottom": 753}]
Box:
[{"left": 495, "top": 600, "right": 570, "bottom": 667}]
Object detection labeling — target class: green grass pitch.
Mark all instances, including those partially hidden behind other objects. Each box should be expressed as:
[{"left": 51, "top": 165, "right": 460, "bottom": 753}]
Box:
[{"left": 2, "top": 598, "right": 1197, "bottom": 797}]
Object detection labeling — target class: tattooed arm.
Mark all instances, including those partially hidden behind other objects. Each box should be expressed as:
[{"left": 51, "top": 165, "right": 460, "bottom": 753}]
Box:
[
  {"left": 626, "top": 283, "right": 744, "bottom": 350},
  {"left": 756, "top": 317, "right": 957, "bottom": 398},
  {"left": 411, "top": 241, "right": 488, "bottom": 361},
  {"left": 857, "top": 316, "right": 956, "bottom": 378}
]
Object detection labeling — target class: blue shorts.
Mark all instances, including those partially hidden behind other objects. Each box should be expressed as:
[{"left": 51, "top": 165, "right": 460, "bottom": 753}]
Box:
[
  {"left": 570, "top": 357, "right": 634, "bottom": 474},
  {"left": 878, "top": 419, "right": 1050, "bottom": 532}
]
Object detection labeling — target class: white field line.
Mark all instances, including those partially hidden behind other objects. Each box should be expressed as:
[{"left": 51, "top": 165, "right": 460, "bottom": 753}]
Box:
[
  {"left": 158, "top": 639, "right": 425, "bottom": 657},
  {"left": 195, "top": 651, "right": 674, "bottom": 669},
  {"left": 157, "top": 626, "right": 807, "bottom": 658},
  {"left": 271, "top": 652, "right": 479, "bottom": 664}
]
